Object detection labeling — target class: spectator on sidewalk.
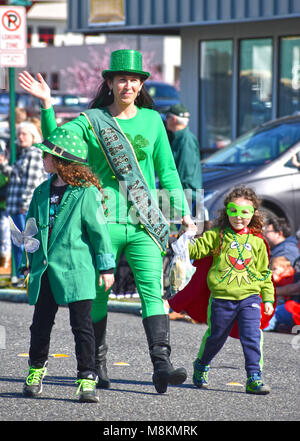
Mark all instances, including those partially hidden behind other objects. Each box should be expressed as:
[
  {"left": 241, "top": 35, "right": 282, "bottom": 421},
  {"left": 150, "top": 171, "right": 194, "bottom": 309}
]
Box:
[
  {"left": 264, "top": 217, "right": 300, "bottom": 265},
  {"left": 271, "top": 255, "right": 295, "bottom": 304},
  {"left": 264, "top": 228, "right": 300, "bottom": 332},
  {"left": 0, "top": 121, "right": 48, "bottom": 282},
  {"left": 165, "top": 103, "right": 202, "bottom": 213}
]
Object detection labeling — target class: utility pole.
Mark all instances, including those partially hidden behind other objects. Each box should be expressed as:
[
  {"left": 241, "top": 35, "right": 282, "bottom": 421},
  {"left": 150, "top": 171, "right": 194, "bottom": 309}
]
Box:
[{"left": 1, "top": 0, "right": 31, "bottom": 280}]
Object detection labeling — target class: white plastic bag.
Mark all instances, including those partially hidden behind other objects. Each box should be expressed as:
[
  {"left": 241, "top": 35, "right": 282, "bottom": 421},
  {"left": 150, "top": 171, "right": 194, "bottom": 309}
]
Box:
[{"left": 167, "top": 230, "right": 196, "bottom": 299}]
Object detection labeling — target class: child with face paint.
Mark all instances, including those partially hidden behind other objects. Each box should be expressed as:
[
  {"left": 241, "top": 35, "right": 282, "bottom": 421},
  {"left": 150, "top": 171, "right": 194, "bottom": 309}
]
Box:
[{"left": 187, "top": 186, "right": 275, "bottom": 394}]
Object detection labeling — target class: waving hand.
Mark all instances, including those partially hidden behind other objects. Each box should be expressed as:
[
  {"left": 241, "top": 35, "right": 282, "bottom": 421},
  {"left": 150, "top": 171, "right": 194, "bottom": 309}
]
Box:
[{"left": 18, "top": 71, "right": 52, "bottom": 109}]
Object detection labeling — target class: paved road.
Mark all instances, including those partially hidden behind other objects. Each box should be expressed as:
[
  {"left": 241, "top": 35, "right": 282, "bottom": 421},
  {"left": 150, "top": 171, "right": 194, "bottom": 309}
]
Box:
[{"left": 0, "top": 300, "right": 299, "bottom": 426}]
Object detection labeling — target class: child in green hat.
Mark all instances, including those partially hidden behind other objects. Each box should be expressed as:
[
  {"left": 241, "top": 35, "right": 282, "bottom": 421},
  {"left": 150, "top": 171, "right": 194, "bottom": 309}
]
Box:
[{"left": 21, "top": 127, "right": 115, "bottom": 403}]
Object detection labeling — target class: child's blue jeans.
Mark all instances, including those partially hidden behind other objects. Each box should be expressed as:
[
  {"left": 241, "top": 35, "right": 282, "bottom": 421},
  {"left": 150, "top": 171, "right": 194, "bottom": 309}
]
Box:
[{"left": 197, "top": 295, "right": 263, "bottom": 376}]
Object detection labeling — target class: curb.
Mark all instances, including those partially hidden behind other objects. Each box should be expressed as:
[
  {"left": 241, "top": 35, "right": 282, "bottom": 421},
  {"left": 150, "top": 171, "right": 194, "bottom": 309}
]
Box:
[{"left": 0, "top": 288, "right": 142, "bottom": 315}]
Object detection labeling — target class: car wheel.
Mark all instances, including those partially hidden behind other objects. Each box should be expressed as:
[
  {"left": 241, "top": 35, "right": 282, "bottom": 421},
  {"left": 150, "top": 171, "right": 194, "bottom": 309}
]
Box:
[{"left": 260, "top": 206, "right": 281, "bottom": 224}]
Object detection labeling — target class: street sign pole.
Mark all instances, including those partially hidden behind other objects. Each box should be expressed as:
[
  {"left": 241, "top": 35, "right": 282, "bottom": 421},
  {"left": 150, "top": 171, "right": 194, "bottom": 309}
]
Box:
[
  {"left": 9, "top": 66, "right": 16, "bottom": 164},
  {"left": 8, "top": 67, "right": 16, "bottom": 279},
  {"left": 0, "top": 4, "right": 28, "bottom": 281},
  {"left": 8, "top": 66, "right": 16, "bottom": 278}
]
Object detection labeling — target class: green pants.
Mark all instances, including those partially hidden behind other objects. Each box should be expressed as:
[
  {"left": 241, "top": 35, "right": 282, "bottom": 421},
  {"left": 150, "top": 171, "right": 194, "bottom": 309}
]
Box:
[{"left": 91, "top": 222, "right": 165, "bottom": 322}]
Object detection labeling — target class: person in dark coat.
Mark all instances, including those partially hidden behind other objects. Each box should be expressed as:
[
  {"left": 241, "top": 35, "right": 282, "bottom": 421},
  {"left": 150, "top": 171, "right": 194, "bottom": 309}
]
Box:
[
  {"left": 165, "top": 103, "right": 202, "bottom": 211},
  {"left": 264, "top": 217, "right": 300, "bottom": 265}
]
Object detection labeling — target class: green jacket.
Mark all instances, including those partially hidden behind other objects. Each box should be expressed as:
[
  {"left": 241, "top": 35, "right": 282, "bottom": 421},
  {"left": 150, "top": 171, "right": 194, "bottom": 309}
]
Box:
[
  {"left": 170, "top": 127, "right": 202, "bottom": 198},
  {"left": 22, "top": 176, "right": 115, "bottom": 305}
]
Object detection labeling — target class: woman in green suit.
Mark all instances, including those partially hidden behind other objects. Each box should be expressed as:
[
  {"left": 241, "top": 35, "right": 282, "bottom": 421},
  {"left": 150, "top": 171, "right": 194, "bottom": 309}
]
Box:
[
  {"left": 21, "top": 127, "right": 115, "bottom": 403},
  {"left": 19, "top": 49, "right": 197, "bottom": 394}
]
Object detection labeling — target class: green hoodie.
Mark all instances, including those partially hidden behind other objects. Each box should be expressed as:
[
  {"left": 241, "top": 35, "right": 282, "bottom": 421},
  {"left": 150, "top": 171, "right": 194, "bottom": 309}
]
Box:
[{"left": 189, "top": 227, "right": 274, "bottom": 303}]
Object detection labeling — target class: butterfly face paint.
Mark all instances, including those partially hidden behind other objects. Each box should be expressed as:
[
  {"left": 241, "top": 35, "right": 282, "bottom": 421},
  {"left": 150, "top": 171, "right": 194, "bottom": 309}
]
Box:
[{"left": 226, "top": 202, "right": 254, "bottom": 219}]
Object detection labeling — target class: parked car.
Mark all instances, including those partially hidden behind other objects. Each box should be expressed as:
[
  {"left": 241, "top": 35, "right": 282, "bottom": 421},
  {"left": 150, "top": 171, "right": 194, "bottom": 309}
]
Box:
[
  {"left": 144, "top": 81, "right": 179, "bottom": 113},
  {"left": 0, "top": 91, "right": 89, "bottom": 125},
  {"left": 51, "top": 93, "right": 89, "bottom": 124},
  {"left": 0, "top": 92, "right": 40, "bottom": 121},
  {"left": 202, "top": 114, "right": 300, "bottom": 232}
]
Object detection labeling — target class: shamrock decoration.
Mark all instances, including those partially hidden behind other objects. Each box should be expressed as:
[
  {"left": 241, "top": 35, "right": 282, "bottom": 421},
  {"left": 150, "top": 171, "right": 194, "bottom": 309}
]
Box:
[
  {"left": 126, "top": 133, "right": 149, "bottom": 161},
  {"left": 9, "top": 217, "right": 40, "bottom": 253}
]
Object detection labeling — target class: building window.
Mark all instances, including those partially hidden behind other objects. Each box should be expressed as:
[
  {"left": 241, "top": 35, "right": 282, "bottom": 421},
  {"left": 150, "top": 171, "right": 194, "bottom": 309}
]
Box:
[
  {"left": 200, "top": 40, "right": 233, "bottom": 148},
  {"left": 51, "top": 73, "right": 59, "bottom": 91},
  {"left": 279, "top": 36, "right": 300, "bottom": 117},
  {"left": 27, "top": 26, "right": 32, "bottom": 47},
  {"left": 38, "top": 27, "right": 54, "bottom": 46},
  {"left": 238, "top": 38, "right": 273, "bottom": 135},
  {"left": 88, "top": 0, "right": 125, "bottom": 26}
]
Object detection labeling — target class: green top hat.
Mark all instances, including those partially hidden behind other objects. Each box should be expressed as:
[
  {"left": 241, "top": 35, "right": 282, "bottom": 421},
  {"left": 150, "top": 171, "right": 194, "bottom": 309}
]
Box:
[
  {"left": 102, "top": 49, "right": 150, "bottom": 79},
  {"left": 34, "top": 127, "right": 88, "bottom": 164}
]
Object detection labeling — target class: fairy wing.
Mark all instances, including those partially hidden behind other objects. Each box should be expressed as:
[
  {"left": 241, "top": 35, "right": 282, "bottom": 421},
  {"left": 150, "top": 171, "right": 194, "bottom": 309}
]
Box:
[
  {"left": 8, "top": 216, "right": 24, "bottom": 247},
  {"left": 24, "top": 237, "right": 40, "bottom": 253},
  {"left": 9, "top": 216, "right": 40, "bottom": 252},
  {"left": 23, "top": 217, "right": 39, "bottom": 237}
]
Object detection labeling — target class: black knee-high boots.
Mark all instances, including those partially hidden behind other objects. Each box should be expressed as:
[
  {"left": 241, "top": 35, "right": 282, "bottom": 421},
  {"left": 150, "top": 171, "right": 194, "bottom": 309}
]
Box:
[
  {"left": 93, "top": 316, "right": 110, "bottom": 389},
  {"left": 143, "top": 314, "right": 187, "bottom": 393}
]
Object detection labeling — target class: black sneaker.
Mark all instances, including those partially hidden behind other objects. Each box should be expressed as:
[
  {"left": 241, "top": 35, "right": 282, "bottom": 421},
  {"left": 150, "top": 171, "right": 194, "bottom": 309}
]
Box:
[
  {"left": 75, "top": 376, "right": 99, "bottom": 403},
  {"left": 23, "top": 362, "right": 48, "bottom": 397}
]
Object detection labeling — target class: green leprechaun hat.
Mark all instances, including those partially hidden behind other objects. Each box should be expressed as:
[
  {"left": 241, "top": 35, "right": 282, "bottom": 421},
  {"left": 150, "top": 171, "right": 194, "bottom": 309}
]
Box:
[
  {"left": 34, "top": 127, "right": 88, "bottom": 164},
  {"left": 102, "top": 49, "right": 150, "bottom": 79}
]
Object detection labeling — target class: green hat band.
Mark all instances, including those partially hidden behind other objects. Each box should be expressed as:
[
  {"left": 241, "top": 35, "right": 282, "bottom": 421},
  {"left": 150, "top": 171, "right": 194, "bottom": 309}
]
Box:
[
  {"left": 34, "top": 127, "right": 89, "bottom": 164},
  {"left": 43, "top": 140, "right": 88, "bottom": 164},
  {"left": 102, "top": 49, "right": 150, "bottom": 79}
]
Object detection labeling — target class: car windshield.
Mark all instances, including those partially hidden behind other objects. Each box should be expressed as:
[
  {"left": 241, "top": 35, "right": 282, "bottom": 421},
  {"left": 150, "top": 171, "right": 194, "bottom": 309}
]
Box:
[
  {"left": 0, "top": 93, "right": 9, "bottom": 106},
  {"left": 0, "top": 92, "right": 39, "bottom": 110},
  {"left": 51, "top": 95, "right": 87, "bottom": 107},
  {"left": 145, "top": 84, "right": 179, "bottom": 100},
  {"left": 203, "top": 121, "right": 300, "bottom": 166}
]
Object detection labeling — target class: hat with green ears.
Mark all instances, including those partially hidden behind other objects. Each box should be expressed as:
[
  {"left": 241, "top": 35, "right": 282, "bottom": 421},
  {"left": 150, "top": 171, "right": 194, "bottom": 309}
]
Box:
[
  {"left": 102, "top": 49, "right": 150, "bottom": 79},
  {"left": 34, "top": 127, "right": 88, "bottom": 164}
]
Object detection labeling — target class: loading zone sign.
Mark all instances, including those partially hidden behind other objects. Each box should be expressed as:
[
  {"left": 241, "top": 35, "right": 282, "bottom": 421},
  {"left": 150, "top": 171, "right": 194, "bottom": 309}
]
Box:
[{"left": 0, "top": 6, "right": 27, "bottom": 67}]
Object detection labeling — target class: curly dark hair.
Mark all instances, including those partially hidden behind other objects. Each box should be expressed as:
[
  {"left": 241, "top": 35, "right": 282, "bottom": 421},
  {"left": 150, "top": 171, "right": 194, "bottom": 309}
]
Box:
[
  {"left": 52, "top": 156, "right": 107, "bottom": 213},
  {"left": 212, "top": 186, "right": 263, "bottom": 255}
]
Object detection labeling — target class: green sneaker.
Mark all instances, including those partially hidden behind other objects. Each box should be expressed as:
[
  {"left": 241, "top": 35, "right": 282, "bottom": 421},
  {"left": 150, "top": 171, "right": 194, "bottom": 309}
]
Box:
[
  {"left": 192, "top": 359, "right": 210, "bottom": 388},
  {"left": 246, "top": 373, "right": 271, "bottom": 395},
  {"left": 75, "top": 376, "right": 99, "bottom": 403},
  {"left": 23, "top": 362, "right": 48, "bottom": 397}
]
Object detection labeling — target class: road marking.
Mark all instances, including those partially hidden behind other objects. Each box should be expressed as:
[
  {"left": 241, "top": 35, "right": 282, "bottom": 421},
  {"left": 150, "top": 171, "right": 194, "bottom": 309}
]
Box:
[
  {"left": 18, "top": 353, "right": 69, "bottom": 358},
  {"left": 226, "top": 382, "right": 243, "bottom": 387},
  {"left": 113, "top": 362, "right": 130, "bottom": 366},
  {"left": 50, "top": 354, "right": 69, "bottom": 358}
]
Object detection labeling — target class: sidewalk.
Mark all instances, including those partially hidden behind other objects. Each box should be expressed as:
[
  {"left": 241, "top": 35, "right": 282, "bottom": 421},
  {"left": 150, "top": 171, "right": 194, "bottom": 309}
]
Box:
[
  {"left": 0, "top": 272, "right": 142, "bottom": 316},
  {"left": 0, "top": 287, "right": 142, "bottom": 315}
]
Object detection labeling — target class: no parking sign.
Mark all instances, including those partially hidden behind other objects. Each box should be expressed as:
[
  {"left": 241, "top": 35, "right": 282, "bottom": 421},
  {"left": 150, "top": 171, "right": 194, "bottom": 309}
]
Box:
[{"left": 0, "top": 6, "right": 27, "bottom": 67}]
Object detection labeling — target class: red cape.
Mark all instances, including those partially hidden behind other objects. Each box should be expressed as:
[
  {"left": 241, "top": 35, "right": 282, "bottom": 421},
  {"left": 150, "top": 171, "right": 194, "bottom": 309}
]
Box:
[
  {"left": 169, "top": 230, "right": 276, "bottom": 339},
  {"left": 285, "top": 300, "right": 300, "bottom": 325}
]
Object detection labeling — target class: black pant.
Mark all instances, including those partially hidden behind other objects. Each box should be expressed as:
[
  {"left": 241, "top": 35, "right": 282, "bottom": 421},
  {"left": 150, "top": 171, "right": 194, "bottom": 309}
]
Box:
[{"left": 29, "top": 272, "right": 97, "bottom": 379}]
